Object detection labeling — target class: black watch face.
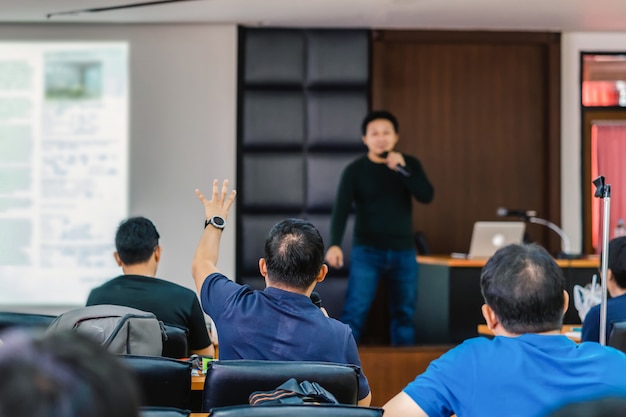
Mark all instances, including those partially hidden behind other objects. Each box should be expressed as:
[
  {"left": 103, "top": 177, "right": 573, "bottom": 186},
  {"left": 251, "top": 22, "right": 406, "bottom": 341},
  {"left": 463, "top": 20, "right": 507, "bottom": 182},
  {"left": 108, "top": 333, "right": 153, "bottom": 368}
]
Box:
[{"left": 212, "top": 216, "right": 225, "bottom": 226}]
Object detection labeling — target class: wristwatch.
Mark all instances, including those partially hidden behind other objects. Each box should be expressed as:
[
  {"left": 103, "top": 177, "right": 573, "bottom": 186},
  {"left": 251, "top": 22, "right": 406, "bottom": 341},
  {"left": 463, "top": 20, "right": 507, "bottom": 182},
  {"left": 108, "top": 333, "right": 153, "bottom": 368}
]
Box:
[{"left": 204, "top": 216, "right": 226, "bottom": 230}]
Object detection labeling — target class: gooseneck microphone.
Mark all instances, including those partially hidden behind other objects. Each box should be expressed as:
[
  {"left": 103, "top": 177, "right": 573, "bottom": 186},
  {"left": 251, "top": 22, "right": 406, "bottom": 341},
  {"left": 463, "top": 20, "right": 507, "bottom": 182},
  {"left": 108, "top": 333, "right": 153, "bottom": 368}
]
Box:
[
  {"left": 310, "top": 292, "right": 322, "bottom": 309},
  {"left": 379, "top": 151, "right": 410, "bottom": 177},
  {"left": 496, "top": 207, "right": 537, "bottom": 218},
  {"left": 496, "top": 207, "right": 574, "bottom": 256}
]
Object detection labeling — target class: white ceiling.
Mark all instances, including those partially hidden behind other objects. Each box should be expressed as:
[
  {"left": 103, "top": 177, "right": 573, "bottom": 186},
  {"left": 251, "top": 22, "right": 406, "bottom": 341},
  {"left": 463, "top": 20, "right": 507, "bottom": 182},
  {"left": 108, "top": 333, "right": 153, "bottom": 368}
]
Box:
[{"left": 2, "top": 0, "right": 626, "bottom": 32}]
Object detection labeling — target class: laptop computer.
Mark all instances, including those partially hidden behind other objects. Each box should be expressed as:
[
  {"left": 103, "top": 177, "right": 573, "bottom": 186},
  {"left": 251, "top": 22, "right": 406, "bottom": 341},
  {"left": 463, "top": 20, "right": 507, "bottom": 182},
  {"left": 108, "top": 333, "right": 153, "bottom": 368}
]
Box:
[{"left": 467, "top": 221, "right": 526, "bottom": 259}]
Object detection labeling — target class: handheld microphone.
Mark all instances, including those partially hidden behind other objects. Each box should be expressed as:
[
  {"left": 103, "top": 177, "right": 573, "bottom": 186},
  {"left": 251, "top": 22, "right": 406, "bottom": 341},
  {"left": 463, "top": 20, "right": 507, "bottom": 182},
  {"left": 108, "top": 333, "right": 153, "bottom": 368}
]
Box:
[
  {"left": 496, "top": 207, "right": 537, "bottom": 218},
  {"left": 379, "top": 151, "right": 410, "bottom": 177},
  {"left": 310, "top": 292, "right": 322, "bottom": 309}
]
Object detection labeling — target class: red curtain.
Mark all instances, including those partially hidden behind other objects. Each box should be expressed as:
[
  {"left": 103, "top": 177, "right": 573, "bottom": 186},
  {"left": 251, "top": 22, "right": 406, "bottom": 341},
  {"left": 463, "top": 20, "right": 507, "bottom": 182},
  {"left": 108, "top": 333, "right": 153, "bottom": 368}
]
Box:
[{"left": 591, "top": 123, "right": 626, "bottom": 253}]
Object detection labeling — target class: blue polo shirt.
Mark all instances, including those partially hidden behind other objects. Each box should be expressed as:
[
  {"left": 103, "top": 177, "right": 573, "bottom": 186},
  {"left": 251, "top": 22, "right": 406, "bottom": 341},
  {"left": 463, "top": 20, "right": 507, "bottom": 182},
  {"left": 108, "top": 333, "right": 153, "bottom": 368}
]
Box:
[
  {"left": 200, "top": 272, "right": 370, "bottom": 401},
  {"left": 403, "top": 334, "right": 626, "bottom": 417}
]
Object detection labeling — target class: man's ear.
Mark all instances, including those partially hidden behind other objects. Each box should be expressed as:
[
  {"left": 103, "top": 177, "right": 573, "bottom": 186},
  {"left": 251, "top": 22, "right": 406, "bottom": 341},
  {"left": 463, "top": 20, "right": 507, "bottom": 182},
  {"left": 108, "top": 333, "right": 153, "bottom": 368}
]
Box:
[
  {"left": 482, "top": 304, "right": 498, "bottom": 330},
  {"left": 258, "top": 258, "right": 268, "bottom": 277},
  {"left": 316, "top": 264, "right": 328, "bottom": 283},
  {"left": 154, "top": 245, "right": 162, "bottom": 263},
  {"left": 563, "top": 290, "right": 570, "bottom": 315},
  {"left": 113, "top": 252, "right": 123, "bottom": 267},
  {"left": 258, "top": 258, "right": 270, "bottom": 286}
]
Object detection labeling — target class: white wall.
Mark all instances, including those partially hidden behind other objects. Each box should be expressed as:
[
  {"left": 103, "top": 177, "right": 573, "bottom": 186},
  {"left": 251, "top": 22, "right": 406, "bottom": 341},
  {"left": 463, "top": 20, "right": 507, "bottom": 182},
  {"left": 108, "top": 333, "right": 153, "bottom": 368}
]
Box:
[
  {"left": 0, "top": 23, "right": 238, "bottom": 313},
  {"left": 562, "top": 32, "right": 626, "bottom": 254}
]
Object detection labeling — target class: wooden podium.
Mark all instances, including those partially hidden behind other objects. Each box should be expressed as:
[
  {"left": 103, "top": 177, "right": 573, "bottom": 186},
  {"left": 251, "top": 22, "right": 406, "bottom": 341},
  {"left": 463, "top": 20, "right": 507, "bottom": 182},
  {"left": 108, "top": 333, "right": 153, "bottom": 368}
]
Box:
[{"left": 414, "top": 255, "right": 598, "bottom": 344}]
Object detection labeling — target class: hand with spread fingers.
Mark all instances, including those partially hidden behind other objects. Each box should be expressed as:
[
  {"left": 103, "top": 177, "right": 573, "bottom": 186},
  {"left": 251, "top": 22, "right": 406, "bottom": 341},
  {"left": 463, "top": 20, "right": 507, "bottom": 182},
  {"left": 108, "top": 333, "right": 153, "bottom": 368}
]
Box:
[
  {"left": 195, "top": 179, "right": 237, "bottom": 225},
  {"left": 192, "top": 179, "right": 237, "bottom": 292}
]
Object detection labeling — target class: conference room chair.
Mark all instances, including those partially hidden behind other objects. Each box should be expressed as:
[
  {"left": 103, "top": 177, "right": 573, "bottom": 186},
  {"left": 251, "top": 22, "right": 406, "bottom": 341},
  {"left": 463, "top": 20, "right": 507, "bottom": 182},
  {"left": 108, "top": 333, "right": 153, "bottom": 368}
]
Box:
[
  {"left": 162, "top": 324, "right": 189, "bottom": 358},
  {"left": 608, "top": 321, "right": 626, "bottom": 353},
  {"left": 0, "top": 311, "right": 57, "bottom": 334},
  {"left": 139, "top": 406, "right": 191, "bottom": 417},
  {"left": 201, "top": 360, "right": 360, "bottom": 411},
  {"left": 208, "top": 404, "right": 384, "bottom": 417},
  {"left": 120, "top": 355, "right": 192, "bottom": 409}
]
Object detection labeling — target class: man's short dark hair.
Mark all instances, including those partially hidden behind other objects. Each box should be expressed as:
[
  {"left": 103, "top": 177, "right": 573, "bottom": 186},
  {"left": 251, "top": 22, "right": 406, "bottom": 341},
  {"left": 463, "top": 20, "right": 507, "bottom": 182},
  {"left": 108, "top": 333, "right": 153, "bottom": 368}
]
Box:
[
  {"left": 480, "top": 243, "right": 566, "bottom": 334},
  {"left": 608, "top": 236, "right": 626, "bottom": 288},
  {"left": 264, "top": 218, "right": 325, "bottom": 290},
  {"left": 115, "top": 217, "right": 160, "bottom": 265},
  {"left": 361, "top": 110, "right": 399, "bottom": 135}
]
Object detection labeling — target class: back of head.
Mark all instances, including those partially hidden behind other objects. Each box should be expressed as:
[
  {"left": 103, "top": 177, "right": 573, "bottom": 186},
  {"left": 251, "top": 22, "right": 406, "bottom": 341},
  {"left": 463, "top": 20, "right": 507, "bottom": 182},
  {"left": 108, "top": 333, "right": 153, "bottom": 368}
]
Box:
[
  {"left": 116, "top": 216, "right": 160, "bottom": 265},
  {"left": 0, "top": 329, "right": 140, "bottom": 417},
  {"left": 480, "top": 243, "right": 565, "bottom": 334},
  {"left": 361, "top": 110, "right": 399, "bottom": 135},
  {"left": 264, "top": 218, "right": 325, "bottom": 290},
  {"left": 608, "top": 236, "right": 626, "bottom": 288}
]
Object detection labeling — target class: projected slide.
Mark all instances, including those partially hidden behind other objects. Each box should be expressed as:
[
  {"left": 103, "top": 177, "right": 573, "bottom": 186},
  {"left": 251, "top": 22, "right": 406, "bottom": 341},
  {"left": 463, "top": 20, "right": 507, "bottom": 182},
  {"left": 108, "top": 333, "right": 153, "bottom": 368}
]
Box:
[{"left": 0, "top": 42, "right": 128, "bottom": 305}]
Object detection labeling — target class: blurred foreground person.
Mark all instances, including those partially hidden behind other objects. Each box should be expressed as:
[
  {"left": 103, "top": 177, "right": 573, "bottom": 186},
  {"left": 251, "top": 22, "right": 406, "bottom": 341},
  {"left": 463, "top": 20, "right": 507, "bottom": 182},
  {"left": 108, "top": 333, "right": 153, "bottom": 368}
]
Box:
[{"left": 0, "top": 329, "right": 140, "bottom": 417}]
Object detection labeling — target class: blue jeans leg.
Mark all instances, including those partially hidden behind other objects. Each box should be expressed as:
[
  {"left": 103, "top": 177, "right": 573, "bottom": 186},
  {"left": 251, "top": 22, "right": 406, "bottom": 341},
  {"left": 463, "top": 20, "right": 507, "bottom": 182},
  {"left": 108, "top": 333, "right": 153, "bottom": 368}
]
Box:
[
  {"left": 341, "top": 246, "right": 383, "bottom": 342},
  {"left": 387, "top": 249, "right": 418, "bottom": 346}
]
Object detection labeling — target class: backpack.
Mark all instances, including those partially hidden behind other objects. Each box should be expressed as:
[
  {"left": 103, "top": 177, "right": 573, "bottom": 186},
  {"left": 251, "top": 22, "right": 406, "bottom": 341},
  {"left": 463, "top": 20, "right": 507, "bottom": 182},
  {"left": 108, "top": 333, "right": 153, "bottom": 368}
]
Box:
[
  {"left": 45, "top": 304, "right": 165, "bottom": 356},
  {"left": 249, "top": 378, "right": 340, "bottom": 406}
]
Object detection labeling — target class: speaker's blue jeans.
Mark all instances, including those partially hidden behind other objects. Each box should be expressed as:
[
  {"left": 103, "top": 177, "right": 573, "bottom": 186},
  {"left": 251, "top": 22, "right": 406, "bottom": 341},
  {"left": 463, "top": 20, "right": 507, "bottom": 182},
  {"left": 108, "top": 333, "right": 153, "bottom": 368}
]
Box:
[{"left": 340, "top": 245, "right": 418, "bottom": 346}]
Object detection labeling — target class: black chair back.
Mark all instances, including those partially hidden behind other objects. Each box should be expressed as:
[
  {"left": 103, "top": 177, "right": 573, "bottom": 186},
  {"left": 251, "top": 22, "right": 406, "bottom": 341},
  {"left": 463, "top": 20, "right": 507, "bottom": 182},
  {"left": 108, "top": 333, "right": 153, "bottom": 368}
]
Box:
[
  {"left": 120, "top": 355, "right": 191, "bottom": 409},
  {"left": 208, "top": 404, "right": 384, "bottom": 417},
  {"left": 608, "top": 321, "right": 626, "bottom": 353},
  {"left": 162, "top": 324, "right": 189, "bottom": 358},
  {"left": 0, "top": 312, "right": 57, "bottom": 334},
  {"left": 202, "top": 360, "right": 360, "bottom": 411},
  {"left": 140, "top": 407, "right": 190, "bottom": 417}
]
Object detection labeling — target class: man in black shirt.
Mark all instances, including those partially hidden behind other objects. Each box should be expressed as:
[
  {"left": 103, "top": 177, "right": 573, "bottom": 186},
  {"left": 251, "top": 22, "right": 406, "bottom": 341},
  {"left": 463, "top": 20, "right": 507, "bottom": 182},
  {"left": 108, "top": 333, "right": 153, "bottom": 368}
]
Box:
[
  {"left": 325, "top": 110, "right": 434, "bottom": 345},
  {"left": 87, "top": 216, "right": 214, "bottom": 357}
]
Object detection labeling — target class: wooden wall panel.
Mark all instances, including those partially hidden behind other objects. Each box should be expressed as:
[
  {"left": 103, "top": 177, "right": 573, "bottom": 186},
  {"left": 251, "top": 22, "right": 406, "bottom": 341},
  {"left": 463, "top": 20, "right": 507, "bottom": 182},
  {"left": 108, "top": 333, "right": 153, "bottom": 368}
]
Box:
[
  {"left": 359, "top": 345, "right": 453, "bottom": 406},
  {"left": 371, "top": 31, "right": 561, "bottom": 255}
]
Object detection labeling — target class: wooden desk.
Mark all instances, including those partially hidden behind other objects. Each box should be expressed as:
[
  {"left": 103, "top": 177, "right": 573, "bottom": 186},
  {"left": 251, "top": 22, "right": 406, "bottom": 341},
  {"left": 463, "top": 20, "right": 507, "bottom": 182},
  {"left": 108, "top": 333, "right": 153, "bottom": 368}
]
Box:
[
  {"left": 477, "top": 324, "right": 581, "bottom": 342},
  {"left": 415, "top": 256, "right": 597, "bottom": 344},
  {"left": 192, "top": 374, "right": 204, "bottom": 391}
]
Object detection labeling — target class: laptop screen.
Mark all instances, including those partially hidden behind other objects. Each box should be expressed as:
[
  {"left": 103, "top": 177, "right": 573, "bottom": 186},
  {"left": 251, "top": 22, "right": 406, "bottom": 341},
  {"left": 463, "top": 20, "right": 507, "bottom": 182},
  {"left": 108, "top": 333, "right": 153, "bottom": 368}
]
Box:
[{"left": 467, "top": 221, "right": 526, "bottom": 259}]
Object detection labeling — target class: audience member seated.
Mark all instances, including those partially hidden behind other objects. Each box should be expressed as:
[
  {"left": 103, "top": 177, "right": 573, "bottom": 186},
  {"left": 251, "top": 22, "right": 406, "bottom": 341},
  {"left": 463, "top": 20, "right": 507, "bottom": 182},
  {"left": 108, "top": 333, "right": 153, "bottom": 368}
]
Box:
[
  {"left": 382, "top": 243, "right": 626, "bottom": 417},
  {"left": 0, "top": 329, "right": 140, "bottom": 417},
  {"left": 191, "top": 180, "right": 371, "bottom": 406},
  {"left": 87, "top": 216, "right": 214, "bottom": 357},
  {"left": 582, "top": 236, "right": 626, "bottom": 342}
]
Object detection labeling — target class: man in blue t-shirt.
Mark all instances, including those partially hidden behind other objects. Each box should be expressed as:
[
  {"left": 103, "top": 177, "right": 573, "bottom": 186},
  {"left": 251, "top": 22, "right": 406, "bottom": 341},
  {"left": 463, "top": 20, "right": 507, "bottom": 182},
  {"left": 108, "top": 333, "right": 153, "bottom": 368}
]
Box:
[
  {"left": 191, "top": 179, "right": 371, "bottom": 406},
  {"left": 383, "top": 243, "right": 626, "bottom": 417},
  {"left": 582, "top": 236, "right": 626, "bottom": 342}
]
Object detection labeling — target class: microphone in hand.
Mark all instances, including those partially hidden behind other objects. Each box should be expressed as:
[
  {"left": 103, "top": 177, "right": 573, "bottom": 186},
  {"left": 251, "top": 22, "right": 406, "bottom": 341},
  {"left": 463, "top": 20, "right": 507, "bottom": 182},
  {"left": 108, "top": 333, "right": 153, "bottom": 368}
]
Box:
[
  {"left": 310, "top": 292, "right": 322, "bottom": 309},
  {"left": 379, "top": 151, "right": 410, "bottom": 177}
]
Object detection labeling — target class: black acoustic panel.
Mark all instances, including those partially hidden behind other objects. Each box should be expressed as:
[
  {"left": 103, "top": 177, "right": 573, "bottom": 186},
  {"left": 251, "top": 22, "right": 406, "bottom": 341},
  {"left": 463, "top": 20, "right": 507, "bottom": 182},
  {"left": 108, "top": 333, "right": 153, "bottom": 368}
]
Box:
[
  {"left": 240, "top": 214, "right": 298, "bottom": 275},
  {"left": 307, "top": 153, "right": 361, "bottom": 211},
  {"left": 307, "top": 91, "right": 368, "bottom": 147},
  {"left": 311, "top": 277, "right": 349, "bottom": 320},
  {"left": 306, "top": 30, "right": 370, "bottom": 86},
  {"left": 239, "top": 276, "right": 265, "bottom": 290},
  {"left": 244, "top": 30, "right": 304, "bottom": 84},
  {"left": 242, "top": 155, "right": 304, "bottom": 209},
  {"left": 243, "top": 91, "right": 305, "bottom": 146},
  {"left": 307, "top": 214, "right": 355, "bottom": 273}
]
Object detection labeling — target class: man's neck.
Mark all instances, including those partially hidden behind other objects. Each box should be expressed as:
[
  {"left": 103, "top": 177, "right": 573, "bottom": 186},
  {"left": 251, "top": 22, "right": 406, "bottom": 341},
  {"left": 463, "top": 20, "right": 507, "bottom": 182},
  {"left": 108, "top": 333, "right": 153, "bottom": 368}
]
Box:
[
  {"left": 610, "top": 287, "right": 626, "bottom": 298},
  {"left": 492, "top": 325, "right": 562, "bottom": 338},
  {"left": 266, "top": 281, "right": 313, "bottom": 297},
  {"left": 121, "top": 264, "right": 156, "bottom": 277}
]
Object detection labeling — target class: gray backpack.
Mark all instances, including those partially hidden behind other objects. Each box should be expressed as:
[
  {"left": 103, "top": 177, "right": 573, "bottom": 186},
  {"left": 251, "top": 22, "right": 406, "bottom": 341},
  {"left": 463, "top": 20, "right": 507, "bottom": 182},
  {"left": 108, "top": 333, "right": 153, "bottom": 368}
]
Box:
[{"left": 45, "top": 304, "right": 165, "bottom": 356}]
